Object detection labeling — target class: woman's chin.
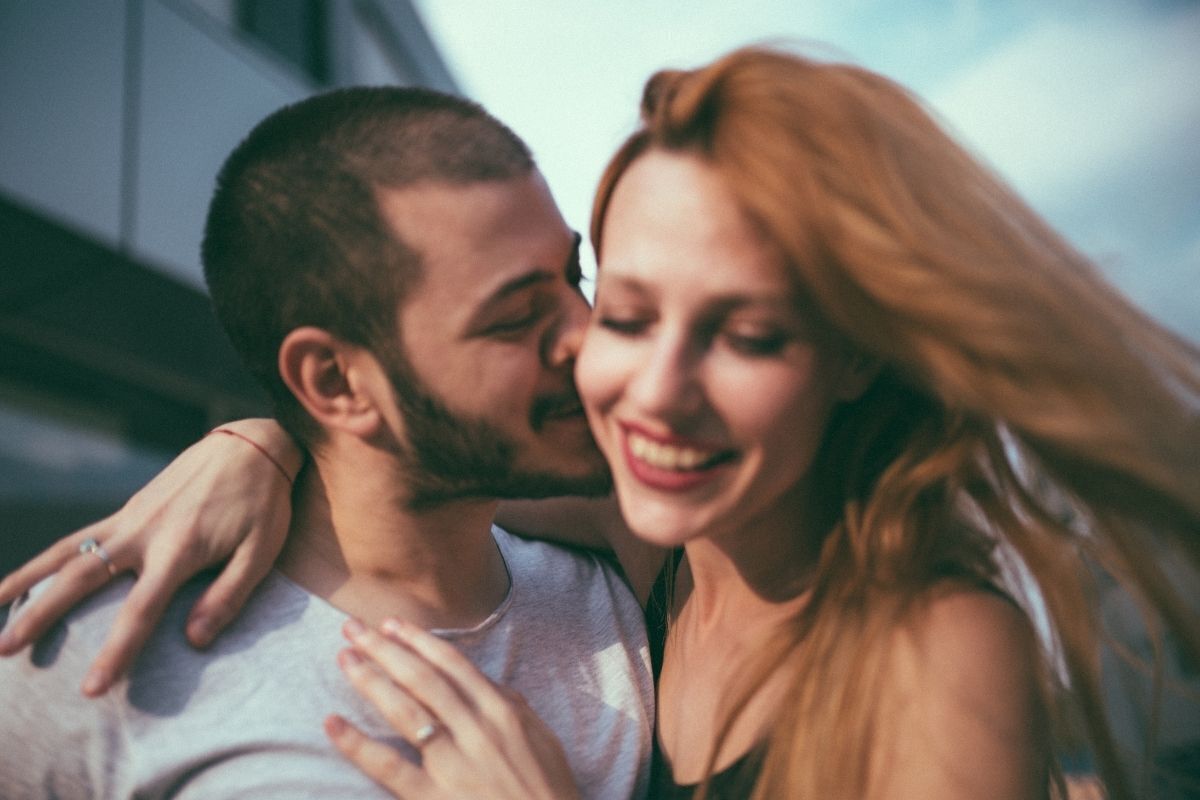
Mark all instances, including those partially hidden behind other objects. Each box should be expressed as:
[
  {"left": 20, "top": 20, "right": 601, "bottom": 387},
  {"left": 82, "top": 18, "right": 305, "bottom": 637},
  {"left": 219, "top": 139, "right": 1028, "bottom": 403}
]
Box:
[{"left": 616, "top": 492, "right": 711, "bottom": 549}]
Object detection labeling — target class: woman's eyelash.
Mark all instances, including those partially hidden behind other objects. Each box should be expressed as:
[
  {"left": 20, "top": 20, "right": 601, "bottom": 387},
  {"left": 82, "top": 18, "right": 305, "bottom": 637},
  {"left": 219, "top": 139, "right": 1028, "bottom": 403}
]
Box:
[
  {"left": 598, "top": 317, "right": 648, "bottom": 334},
  {"left": 726, "top": 332, "right": 788, "bottom": 356},
  {"left": 596, "top": 312, "right": 790, "bottom": 355}
]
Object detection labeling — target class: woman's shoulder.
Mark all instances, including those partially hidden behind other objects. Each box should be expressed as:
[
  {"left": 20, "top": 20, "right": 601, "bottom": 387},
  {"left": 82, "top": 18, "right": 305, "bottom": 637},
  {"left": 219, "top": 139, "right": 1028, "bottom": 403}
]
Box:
[
  {"left": 870, "top": 584, "right": 1050, "bottom": 798},
  {"left": 893, "top": 583, "right": 1041, "bottom": 692}
]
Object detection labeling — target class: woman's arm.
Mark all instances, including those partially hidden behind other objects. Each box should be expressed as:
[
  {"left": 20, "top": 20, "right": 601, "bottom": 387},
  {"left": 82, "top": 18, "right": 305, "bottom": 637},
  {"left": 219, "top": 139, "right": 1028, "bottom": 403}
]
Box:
[
  {"left": 496, "top": 496, "right": 667, "bottom": 605},
  {"left": 0, "top": 418, "right": 300, "bottom": 695}
]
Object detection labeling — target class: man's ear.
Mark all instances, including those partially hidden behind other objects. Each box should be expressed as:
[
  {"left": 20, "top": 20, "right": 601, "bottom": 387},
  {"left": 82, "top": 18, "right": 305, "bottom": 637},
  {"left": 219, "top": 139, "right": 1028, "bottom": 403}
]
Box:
[
  {"left": 278, "top": 327, "right": 384, "bottom": 438},
  {"left": 835, "top": 351, "right": 882, "bottom": 402}
]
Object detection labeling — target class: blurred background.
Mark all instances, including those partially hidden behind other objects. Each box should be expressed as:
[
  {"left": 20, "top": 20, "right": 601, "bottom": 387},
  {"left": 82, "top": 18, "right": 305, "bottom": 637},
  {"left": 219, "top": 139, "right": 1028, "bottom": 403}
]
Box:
[
  {"left": 1, "top": 0, "right": 459, "bottom": 573},
  {"left": 1, "top": 1, "right": 1197, "bottom": 789}
]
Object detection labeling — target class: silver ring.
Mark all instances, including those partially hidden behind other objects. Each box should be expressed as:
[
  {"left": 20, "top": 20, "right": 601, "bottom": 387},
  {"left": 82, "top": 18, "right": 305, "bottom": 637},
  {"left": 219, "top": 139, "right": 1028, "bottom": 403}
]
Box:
[
  {"left": 79, "top": 537, "right": 117, "bottom": 577},
  {"left": 412, "top": 721, "right": 442, "bottom": 749}
]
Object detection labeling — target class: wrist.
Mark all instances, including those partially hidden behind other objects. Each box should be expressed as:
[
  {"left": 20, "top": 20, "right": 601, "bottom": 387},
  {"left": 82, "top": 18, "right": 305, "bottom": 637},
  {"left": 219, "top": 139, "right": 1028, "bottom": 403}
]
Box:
[{"left": 207, "top": 419, "right": 304, "bottom": 485}]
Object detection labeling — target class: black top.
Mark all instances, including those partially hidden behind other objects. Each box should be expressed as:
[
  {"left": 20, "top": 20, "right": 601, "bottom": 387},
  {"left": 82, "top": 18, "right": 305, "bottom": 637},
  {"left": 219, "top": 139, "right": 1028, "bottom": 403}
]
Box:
[
  {"left": 645, "top": 550, "right": 764, "bottom": 798},
  {"left": 643, "top": 551, "right": 1012, "bottom": 798}
]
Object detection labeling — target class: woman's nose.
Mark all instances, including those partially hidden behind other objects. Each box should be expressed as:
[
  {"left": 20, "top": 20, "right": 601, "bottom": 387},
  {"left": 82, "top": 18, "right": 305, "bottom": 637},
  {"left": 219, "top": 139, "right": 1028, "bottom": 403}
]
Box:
[{"left": 626, "top": 332, "right": 704, "bottom": 422}]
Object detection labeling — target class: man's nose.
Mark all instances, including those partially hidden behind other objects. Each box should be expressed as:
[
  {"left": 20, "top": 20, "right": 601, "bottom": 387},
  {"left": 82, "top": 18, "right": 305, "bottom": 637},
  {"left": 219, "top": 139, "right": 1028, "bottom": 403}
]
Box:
[{"left": 542, "top": 289, "right": 591, "bottom": 367}]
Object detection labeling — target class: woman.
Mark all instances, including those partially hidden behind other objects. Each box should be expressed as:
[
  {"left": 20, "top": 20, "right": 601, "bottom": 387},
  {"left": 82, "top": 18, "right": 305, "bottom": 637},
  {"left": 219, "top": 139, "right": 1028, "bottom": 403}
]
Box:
[
  {"left": 559, "top": 46, "right": 1196, "bottom": 798},
  {"left": 3, "top": 47, "right": 1197, "bottom": 798}
]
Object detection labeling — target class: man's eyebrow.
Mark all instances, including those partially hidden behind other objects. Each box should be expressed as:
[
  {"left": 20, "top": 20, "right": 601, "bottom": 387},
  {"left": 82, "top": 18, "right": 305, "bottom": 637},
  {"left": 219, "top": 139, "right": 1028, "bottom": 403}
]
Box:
[
  {"left": 480, "top": 232, "right": 584, "bottom": 307},
  {"left": 483, "top": 270, "right": 554, "bottom": 307}
]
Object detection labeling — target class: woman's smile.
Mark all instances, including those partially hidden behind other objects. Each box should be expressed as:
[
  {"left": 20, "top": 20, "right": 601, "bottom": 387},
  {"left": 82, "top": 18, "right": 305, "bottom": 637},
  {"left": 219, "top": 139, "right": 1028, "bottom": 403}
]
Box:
[
  {"left": 577, "top": 149, "right": 862, "bottom": 548},
  {"left": 620, "top": 422, "right": 737, "bottom": 491}
]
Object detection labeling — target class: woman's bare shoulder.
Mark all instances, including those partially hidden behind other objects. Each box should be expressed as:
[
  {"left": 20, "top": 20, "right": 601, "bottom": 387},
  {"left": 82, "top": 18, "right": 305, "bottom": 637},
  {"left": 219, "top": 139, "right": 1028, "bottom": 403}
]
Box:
[
  {"left": 869, "top": 585, "right": 1050, "bottom": 799},
  {"left": 911, "top": 586, "right": 1037, "bottom": 668}
]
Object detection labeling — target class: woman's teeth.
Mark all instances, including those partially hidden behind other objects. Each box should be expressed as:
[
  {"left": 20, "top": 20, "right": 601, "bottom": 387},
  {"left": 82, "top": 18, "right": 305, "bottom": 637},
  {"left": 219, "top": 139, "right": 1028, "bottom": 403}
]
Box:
[{"left": 628, "top": 432, "right": 721, "bottom": 471}]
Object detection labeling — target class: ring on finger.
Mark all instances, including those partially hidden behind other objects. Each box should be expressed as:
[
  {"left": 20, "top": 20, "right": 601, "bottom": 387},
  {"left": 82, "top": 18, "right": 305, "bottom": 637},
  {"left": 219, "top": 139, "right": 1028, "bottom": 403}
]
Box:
[
  {"left": 412, "top": 721, "right": 443, "bottom": 750},
  {"left": 78, "top": 537, "right": 118, "bottom": 577}
]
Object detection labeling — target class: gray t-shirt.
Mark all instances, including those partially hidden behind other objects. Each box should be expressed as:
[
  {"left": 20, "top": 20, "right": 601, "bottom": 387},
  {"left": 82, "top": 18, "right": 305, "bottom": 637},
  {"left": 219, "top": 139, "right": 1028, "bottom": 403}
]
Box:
[{"left": 0, "top": 526, "right": 653, "bottom": 799}]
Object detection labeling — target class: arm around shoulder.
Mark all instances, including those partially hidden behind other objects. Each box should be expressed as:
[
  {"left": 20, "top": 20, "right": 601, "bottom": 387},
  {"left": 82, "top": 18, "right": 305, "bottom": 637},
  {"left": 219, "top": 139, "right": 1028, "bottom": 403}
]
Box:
[
  {"left": 495, "top": 494, "right": 667, "bottom": 605},
  {"left": 210, "top": 417, "right": 304, "bottom": 483},
  {"left": 0, "top": 417, "right": 302, "bottom": 695}
]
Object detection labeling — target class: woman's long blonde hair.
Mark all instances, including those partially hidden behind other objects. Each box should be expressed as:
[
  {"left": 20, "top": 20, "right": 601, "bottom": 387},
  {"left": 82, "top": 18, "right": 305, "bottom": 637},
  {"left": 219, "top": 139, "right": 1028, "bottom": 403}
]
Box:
[{"left": 591, "top": 46, "right": 1200, "bottom": 799}]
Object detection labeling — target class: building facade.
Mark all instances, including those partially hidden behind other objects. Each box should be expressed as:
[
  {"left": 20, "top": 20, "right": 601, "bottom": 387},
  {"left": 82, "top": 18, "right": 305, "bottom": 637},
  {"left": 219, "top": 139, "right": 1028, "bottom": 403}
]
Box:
[{"left": 0, "top": 0, "right": 459, "bottom": 573}]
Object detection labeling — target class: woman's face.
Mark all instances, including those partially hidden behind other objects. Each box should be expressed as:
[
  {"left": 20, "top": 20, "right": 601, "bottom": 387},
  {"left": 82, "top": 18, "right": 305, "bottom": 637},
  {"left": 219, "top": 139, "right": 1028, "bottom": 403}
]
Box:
[{"left": 577, "top": 149, "right": 861, "bottom": 549}]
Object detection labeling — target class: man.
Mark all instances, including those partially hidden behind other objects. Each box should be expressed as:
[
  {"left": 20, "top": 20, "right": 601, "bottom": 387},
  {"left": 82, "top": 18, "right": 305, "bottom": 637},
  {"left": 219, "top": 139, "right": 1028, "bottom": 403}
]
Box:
[{"left": 0, "top": 87, "right": 652, "bottom": 799}]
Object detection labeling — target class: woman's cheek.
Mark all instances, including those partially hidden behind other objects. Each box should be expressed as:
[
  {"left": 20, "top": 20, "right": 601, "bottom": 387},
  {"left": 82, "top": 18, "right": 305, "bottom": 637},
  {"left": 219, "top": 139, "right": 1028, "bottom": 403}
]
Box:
[{"left": 575, "top": 330, "right": 626, "bottom": 413}]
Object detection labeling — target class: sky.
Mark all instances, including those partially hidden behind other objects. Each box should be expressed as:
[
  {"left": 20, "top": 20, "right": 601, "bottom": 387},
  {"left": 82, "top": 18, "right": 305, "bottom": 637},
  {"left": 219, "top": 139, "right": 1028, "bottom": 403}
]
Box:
[{"left": 412, "top": 0, "right": 1199, "bottom": 343}]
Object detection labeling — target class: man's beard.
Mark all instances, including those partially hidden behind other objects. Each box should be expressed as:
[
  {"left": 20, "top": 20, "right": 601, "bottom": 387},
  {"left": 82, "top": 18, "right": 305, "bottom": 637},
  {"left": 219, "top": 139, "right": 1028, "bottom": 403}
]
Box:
[{"left": 381, "top": 347, "right": 611, "bottom": 510}]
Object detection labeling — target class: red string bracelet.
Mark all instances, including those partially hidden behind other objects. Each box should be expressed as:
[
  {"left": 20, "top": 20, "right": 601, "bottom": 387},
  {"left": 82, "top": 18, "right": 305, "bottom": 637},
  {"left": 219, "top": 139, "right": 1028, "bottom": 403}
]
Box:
[{"left": 207, "top": 428, "right": 296, "bottom": 486}]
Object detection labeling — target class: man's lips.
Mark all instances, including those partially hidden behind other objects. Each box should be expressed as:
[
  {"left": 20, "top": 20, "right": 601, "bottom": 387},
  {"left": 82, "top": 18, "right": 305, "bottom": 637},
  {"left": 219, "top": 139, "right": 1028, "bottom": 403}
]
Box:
[{"left": 533, "top": 392, "right": 587, "bottom": 428}]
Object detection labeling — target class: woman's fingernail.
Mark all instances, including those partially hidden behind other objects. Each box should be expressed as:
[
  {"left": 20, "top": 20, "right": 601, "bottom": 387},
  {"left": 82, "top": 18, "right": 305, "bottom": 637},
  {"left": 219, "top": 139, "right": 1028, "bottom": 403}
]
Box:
[
  {"left": 324, "top": 714, "right": 347, "bottom": 737},
  {"left": 337, "top": 648, "right": 363, "bottom": 669},
  {"left": 343, "top": 618, "right": 367, "bottom": 640},
  {"left": 0, "top": 630, "right": 14, "bottom": 654},
  {"left": 188, "top": 616, "right": 214, "bottom": 646},
  {"left": 82, "top": 670, "right": 108, "bottom": 696},
  {"left": 380, "top": 618, "right": 410, "bottom": 639}
]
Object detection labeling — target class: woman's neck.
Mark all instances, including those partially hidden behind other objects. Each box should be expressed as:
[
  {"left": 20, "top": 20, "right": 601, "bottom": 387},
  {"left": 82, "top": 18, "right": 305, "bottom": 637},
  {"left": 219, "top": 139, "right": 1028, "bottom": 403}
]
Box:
[
  {"left": 659, "top": 515, "right": 819, "bottom": 782},
  {"left": 675, "top": 541, "right": 810, "bottom": 647},
  {"left": 677, "top": 485, "right": 824, "bottom": 629}
]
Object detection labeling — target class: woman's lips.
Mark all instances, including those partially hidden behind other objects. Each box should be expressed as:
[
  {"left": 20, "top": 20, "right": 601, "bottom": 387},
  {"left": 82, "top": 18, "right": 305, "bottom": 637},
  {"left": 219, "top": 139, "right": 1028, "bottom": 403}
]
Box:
[{"left": 620, "top": 425, "right": 735, "bottom": 491}]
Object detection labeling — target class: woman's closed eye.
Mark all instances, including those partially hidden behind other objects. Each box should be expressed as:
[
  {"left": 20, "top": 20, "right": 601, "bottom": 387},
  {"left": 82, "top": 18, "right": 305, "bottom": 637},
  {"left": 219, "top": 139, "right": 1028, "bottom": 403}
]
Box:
[
  {"left": 725, "top": 329, "right": 790, "bottom": 356},
  {"left": 597, "top": 314, "right": 651, "bottom": 335}
]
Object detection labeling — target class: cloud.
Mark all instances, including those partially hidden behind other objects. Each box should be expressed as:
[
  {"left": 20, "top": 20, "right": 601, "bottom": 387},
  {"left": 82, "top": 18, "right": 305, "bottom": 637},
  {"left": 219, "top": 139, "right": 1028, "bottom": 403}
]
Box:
[
  {"left": 927, "top": 5, "right": 1200, "bottom": 209},
  {"left": 924, "top": 5, "right": 1200, "bottom": 341}
]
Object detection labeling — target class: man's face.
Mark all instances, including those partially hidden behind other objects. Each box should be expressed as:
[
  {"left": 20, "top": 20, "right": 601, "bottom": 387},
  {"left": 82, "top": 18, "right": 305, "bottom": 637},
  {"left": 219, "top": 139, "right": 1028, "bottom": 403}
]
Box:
[{"left": 374, "top": 171, "right": 610, "bottom": 508}]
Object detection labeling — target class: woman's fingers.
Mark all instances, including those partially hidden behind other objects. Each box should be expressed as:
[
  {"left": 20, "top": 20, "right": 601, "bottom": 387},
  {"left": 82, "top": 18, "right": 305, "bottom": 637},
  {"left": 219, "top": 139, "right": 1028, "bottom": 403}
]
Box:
[
  {"left": 76, "top": 558, "right": 198, "bottom": 695},
  {"left": 0, "top": 526, "right": 128, "bottom": 655},
  {"left": 336, "top": 647, "right": 445, "bottom": 750},
  {"left": 0, "top": 523, "right": 109, "bottom": 608},
  {"left": 343, "top": 620, "right": 475, "bottom": 731},
  {"left": 1, "top": 424, "right": 295, "bottom": 677},
  {"left": 379, "top": 618, "right": 513, "bottom": 719},
  {"left": 184, "top": 523, "right": 286, "bottom": 648},
  {"left": 325, "top": 714, "right": 435, "bottom": 799},
  {"left": 334, "top": 620, "right": 582, "bottom": 800},
  {"left": 73, "top": 510, "right": 267, "bottom": 694}
]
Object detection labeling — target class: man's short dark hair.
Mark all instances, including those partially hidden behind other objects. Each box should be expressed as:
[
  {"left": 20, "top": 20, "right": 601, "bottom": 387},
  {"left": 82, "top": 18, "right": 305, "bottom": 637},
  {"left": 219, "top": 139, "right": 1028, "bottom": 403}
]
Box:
[{"left": 202, "top": 86, "right": 534, "bottom": 445}]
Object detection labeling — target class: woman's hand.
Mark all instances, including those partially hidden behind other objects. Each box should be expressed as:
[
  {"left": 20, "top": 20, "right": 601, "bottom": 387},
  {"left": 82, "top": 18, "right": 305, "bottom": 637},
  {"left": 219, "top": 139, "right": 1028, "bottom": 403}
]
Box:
[
  {"left": 0, "top": 418, "right": 301, "bottom": 695},
  {"left": 329, "top": 618, "right": 581, "bottom": 800}
]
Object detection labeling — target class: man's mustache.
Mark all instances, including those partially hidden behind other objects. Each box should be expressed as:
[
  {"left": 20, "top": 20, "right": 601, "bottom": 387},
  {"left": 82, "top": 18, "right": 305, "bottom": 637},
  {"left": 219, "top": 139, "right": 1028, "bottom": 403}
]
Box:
[{"left": 531, "top": 390, "right": 586, "bottom": 430}]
